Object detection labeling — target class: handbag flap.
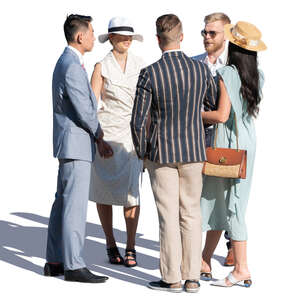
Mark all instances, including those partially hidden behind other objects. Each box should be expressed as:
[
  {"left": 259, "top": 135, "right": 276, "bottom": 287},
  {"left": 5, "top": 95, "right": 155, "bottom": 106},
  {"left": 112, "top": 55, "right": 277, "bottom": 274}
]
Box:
[{"left": 206, "top": 147, "right": 247, "bottom": 165}]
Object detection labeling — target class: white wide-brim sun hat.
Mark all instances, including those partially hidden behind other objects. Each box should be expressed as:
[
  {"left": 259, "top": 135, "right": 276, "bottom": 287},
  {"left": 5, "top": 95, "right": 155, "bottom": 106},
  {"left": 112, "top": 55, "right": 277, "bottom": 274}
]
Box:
[{"left": 98, "top": 16, "right": 143, "bottom": 43}]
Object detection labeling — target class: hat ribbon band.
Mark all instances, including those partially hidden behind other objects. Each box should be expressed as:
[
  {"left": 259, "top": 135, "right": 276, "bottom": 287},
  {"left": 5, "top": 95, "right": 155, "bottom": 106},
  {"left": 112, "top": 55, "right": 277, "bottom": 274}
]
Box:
[
  {"left": 232, "top": 28, "right": 259, "bottom": 47},
  {"left": 108, "top": 26, "right": 134, "bottom": 33}
]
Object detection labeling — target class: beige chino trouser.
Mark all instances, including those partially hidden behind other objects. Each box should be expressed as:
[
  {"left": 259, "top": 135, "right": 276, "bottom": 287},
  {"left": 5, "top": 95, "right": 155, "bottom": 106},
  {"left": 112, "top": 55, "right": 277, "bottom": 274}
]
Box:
[{"left": 146, "top": 160, "right": 203, "bottom": 283}]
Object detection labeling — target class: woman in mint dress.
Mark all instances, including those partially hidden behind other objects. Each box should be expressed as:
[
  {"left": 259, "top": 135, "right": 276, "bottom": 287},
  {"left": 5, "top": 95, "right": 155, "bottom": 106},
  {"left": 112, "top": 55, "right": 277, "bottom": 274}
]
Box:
[{"left": 200, "top": 21, "right": 266, "bottom": 287}]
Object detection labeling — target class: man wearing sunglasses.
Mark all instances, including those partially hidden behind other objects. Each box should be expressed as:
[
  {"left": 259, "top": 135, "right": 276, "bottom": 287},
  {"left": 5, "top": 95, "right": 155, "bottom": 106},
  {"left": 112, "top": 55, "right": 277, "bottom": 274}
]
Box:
[
  {"left": 193, "top": 13, "right": 230, "bottom": 78},
  {"left": 193, "top": 12, "right": 231, "bottom": 147},
  {"left": 192, "top": 12, "right": 235, "bottom": 275}
]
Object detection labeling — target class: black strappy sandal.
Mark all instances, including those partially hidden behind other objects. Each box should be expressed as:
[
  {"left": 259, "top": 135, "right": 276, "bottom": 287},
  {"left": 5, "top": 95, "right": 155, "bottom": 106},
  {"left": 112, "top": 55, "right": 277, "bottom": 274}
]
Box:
[
  {"left": 107, "top": 246, "right": 124, "bottom": 265},
  {"left": 124, "top": 248, "right": 137, "bottom": 267}
]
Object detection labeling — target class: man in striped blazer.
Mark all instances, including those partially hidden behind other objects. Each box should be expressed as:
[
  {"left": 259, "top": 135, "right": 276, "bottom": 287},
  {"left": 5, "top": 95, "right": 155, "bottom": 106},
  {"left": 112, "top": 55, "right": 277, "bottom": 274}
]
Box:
[{"left": 131, "top": 14, "right": 217, "bottom": 293}]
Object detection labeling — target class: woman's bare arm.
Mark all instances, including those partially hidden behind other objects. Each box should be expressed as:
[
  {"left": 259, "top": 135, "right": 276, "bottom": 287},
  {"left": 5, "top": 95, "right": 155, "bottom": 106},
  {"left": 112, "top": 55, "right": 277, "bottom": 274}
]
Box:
[
  {"left": 91, "top": 63, "right": 104, "bottom": 102},
  {"left": 202, "top": 79, "right": 232, "bottom": 124}
]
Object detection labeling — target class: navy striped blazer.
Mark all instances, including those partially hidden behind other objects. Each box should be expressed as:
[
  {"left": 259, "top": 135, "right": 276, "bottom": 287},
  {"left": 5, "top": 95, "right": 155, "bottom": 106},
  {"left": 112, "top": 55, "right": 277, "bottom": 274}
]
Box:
[{"left": 130, "top": 51, "right": 217, "bottom": 164}]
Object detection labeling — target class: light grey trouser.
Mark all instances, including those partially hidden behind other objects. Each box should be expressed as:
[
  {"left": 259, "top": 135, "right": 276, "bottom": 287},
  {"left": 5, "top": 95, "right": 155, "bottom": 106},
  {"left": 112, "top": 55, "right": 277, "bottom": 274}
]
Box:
[{"left": 46, "top": 159, "right": 91, "bottom": 270}]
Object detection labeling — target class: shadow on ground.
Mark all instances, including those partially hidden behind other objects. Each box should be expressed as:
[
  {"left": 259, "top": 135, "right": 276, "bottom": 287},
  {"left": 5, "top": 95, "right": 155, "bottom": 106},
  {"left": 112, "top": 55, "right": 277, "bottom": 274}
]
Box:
[{"left": 0, "top": 212, "right": 160, "bottom": 286}]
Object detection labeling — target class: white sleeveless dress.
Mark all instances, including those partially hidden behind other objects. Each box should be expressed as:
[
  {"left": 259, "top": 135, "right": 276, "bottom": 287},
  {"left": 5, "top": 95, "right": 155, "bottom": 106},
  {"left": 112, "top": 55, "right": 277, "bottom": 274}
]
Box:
[{"left": 89, "top": 51, "right": 145, "bottom": 207}]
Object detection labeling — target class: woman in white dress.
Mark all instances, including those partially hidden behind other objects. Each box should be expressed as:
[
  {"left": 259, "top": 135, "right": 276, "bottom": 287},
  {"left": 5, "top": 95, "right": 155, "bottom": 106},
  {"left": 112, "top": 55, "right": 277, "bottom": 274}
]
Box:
[{"left": 89, "top": 17, "right": 145, "bottom": 267}]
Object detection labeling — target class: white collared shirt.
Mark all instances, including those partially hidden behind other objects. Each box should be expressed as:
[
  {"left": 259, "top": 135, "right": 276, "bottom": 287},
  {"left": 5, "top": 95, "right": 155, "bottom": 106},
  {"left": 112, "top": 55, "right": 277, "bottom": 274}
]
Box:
[
  {"left": 203, "top": 47, "right": 227, "bottom": 76},
  {"left": 192, "top": 46, "right": 227, "bottom": 115},
  {"left": 163, "top": 49, "right": 182, "bottom": 54},
  {"left": 67, "top": 45, "right": 84, "bottom": 65}
]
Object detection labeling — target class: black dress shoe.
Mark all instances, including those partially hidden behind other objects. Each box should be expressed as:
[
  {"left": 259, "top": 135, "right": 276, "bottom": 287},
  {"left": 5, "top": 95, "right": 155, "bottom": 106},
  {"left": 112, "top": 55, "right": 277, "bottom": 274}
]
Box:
[
  {"left": 44, "top": 262, "right": 64, "bottom": 276},
  {"left": 64, "top": 268, "right": 109, "bottom": 283}
]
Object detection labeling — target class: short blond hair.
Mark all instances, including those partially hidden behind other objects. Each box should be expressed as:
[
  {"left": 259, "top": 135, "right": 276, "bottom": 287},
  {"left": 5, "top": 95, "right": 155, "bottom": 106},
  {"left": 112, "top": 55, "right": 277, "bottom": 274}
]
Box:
[
  {"left": 204, "top": 12, "right": 231, "bottom": 25},
  {"left": 156, "top": 14, "right": 182, "bottom": 46}
]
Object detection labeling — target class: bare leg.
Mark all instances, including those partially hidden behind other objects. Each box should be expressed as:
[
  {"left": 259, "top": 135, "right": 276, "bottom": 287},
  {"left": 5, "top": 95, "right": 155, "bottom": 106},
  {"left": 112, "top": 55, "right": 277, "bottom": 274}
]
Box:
[
  {"left": 202, "top": 230, "right": 222, "bottom": 272},
  {"left": 124, "top": 205, "right": 140, "bottom": 265},
  {"left": 97, "top": 203, "right": 124, "bottom": 264},
  {"left": 96, "top": 204, "right": 116, "bottom": 248},
  {"left": 230, "top": 240, "right": 251, "bottom": 280}
]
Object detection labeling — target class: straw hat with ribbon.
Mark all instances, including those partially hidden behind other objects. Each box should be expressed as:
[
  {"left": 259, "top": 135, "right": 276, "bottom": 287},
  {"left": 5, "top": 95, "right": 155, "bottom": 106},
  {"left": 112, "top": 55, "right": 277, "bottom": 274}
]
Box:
[
  {"left": 224, "top": 21, "right": 266, "bottom": 51},
  {"left": 98, "top": 16, "right": 143, "bottom": 43}
]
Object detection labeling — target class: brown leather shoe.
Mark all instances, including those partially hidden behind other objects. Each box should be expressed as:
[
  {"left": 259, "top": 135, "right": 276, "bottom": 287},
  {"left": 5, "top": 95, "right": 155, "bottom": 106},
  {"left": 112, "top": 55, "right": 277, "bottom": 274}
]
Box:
[{"left": 224, "top": 248, "right": 234, "bottom": 266}]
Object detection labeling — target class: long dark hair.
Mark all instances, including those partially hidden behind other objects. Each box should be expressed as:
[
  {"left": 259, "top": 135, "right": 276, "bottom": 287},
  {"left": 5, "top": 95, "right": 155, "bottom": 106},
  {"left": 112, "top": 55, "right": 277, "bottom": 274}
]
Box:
[{"left": 227, "top": 42, "right": 261, "bottom": 118}]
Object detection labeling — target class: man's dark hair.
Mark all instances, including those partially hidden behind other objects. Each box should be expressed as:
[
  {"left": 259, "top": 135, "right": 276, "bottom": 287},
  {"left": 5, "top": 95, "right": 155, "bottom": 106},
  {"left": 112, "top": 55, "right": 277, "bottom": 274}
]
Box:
[{"left": 64, "top": 14, "right": 92, "bottom": 43}]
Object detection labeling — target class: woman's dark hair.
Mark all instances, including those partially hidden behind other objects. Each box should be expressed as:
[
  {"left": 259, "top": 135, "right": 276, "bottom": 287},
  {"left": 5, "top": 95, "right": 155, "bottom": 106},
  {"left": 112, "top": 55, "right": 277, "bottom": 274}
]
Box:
[
  {"left": 64, "top": 14, "right": 92, "bottom": 43},
  {"left": 227, "top": 42, "right": 261, "bottom": 118}
]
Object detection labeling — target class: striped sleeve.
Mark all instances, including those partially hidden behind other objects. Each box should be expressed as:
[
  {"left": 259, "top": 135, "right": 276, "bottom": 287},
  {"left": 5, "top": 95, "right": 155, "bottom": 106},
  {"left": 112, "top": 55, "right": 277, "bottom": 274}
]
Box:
[
  {"left": 130, "top": 68, "right": 152, "bottom": 159},
  {"left": 202, "top": 63, "right": 217, "bottom": 111}
]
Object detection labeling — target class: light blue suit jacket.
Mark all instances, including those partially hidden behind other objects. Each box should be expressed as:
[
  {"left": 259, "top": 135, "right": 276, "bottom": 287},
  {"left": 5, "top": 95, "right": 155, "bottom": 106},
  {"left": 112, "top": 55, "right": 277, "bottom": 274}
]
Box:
[
  {"left": 192, "top": 53, "right": 207, "bottom": 62},
  {"left": 52, "top": 47, "right": 101, "bottom": 162}
]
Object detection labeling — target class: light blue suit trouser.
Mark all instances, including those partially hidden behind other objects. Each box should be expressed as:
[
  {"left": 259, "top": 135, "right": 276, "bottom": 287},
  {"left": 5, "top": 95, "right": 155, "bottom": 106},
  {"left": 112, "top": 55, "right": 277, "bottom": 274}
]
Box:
[{"left": 46, "top": 159, "right": 91, "bottom": 270}]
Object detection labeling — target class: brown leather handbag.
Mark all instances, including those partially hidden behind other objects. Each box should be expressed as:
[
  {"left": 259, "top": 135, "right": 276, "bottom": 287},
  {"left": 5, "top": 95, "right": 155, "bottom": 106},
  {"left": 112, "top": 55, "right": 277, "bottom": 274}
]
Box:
[{"left": 202, "top": 113, "right": 247, "bottom": 179}]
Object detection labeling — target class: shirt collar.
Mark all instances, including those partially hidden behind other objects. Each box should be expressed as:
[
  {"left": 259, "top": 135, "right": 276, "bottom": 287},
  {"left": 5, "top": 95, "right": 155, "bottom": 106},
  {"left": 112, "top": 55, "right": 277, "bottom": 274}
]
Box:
[
  {"left": 219, "top": 46, "right": 228, "bottom": 65},
  {"left": 67, "top": 45, "right": 84, "bottom": 65},
  {"left": 204, "top": 46, "right": 227, "bottom": 66},
  {"left": 163, "top": 49, "right": 182, "bottom": 54}
]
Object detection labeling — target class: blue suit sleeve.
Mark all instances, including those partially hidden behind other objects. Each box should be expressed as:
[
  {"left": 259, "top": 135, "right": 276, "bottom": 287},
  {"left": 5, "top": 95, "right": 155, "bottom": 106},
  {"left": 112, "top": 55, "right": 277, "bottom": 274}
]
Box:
[{"left": 65, "top": 63, "right": 101, "bottom": 140}]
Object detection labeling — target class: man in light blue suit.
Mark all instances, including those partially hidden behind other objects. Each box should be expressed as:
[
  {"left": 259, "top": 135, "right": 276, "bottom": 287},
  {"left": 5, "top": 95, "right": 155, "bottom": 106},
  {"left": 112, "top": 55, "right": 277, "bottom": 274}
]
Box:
[
  {"left": 44, "top": 14, "right": 113, "bottom": 283},
  {"left": 192, "top": 12, "right": 230, "bottom": 148}
]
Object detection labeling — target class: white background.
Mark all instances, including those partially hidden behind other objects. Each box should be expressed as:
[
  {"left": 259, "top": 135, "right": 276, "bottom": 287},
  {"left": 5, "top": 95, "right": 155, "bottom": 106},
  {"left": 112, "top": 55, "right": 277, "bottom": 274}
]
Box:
[{"left": 1, "top": 0, "right": 299, "bottom": 299}]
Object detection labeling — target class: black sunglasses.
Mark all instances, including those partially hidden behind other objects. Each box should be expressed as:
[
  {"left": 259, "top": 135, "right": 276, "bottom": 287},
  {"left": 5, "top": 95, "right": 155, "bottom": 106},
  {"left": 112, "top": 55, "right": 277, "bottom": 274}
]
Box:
[{"left": 201, "top": 29, "right": 223, "bottom": 38}]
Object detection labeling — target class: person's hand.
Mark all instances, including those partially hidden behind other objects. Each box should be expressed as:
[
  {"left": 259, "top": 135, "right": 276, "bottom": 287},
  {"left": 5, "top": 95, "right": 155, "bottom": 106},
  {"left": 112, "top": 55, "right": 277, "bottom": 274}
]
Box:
[
  {"left": 98, "top": 128, "right": 104, "bottom": 140},
  {"left": 97, "top": 139, "right": 113, "bottom": 158}
]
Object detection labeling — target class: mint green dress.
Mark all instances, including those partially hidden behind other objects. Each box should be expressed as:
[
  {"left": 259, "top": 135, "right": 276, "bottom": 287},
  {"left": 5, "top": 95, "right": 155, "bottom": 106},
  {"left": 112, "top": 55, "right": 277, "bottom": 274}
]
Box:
[{"left": 201, "top": 65, "right": 264, "bottom": 241}]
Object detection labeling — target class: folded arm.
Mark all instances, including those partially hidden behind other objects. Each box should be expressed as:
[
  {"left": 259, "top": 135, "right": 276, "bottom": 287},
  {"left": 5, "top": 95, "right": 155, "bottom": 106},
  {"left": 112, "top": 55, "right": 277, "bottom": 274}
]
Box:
[{"left": 202, "top": 78, "right": 231, "bottom": 124}]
